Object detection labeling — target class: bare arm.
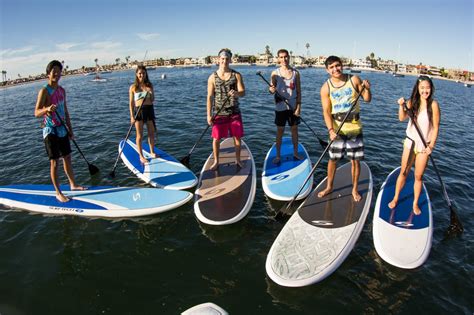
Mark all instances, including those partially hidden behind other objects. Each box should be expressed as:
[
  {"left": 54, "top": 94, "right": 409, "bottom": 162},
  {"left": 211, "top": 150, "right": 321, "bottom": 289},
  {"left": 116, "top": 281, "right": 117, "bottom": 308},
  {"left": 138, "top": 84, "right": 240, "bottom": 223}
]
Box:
[
  {"left": 129, "top": 85, "right": 135, "bottom": 123},
  {"left": 295, "top": 70, "right": 302, "bottom": 116},
  {"left": 62, "top": 89, "right": 74, "bottom": 137},
  {"left": 352, "top": 75, "right": 371, "bottom": 102},
  {"left": 34, "top": 88, "right": 53, "bottom": 118},
  {"left": 320, "top": 83, "right": 336, "bottom": 140},
  {"left": 428, "top": 100, "right": 440, "bottom": 151},
  {"left": 207, "top": 75, "right": 215, "bottom": 125},
  {"left": 234, "top": 72, "right": 245, "bottom": 97},
  {"left": 397, "top": 98, "right": 410, "bottom": 121},
  {"left": 269, "top": 70, "right": 277, "bottom": 94}
]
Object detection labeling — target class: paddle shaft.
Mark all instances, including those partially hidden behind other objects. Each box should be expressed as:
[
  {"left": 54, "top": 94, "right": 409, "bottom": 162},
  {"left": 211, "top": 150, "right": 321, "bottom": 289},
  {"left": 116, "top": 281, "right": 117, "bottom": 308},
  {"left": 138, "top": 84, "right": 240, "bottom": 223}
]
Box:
[
  {"left": 256, "top": 72, "right": 328, "bottom": 148},
  {"left": 54, "top": 114, "right": 98, "bottom": 174},
  {"left": 110, "top": 92, "right": 148, "bottom": 174},
  {"left": 282, "top": 87, "right": 366, "bottom": 213},
  {"left": 182, "top": 94, "right": 233, "bottom": 158},
  {"left": 403, "top": 103, "right": 462, "bottom": 232}
]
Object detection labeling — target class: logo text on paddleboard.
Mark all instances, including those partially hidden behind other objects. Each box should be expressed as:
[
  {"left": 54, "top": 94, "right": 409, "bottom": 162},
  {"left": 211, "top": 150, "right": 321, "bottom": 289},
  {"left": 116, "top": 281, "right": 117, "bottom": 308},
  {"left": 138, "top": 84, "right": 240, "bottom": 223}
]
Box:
[
  {"left": 271, "top": 174, "right": 289, "bottom": 181},
  {"left": 133, "top": 192, "right": 141, "bottom": 201}
]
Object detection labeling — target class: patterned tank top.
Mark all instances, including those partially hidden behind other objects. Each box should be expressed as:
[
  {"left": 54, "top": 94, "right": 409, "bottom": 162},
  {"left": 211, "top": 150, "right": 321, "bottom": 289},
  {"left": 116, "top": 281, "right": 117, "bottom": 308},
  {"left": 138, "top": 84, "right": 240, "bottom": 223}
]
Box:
[
  {"left": 42, "top": 85, "right": 67, "bottom": 139},
  {"left": 327, "top": 75, "right": 362, "bottom": 136},
  {"left": 214, "top": 70, "right": 240, "bottom": 116},
  {"left": 274, "top": 68, "right": 297, "bottom": 112}
]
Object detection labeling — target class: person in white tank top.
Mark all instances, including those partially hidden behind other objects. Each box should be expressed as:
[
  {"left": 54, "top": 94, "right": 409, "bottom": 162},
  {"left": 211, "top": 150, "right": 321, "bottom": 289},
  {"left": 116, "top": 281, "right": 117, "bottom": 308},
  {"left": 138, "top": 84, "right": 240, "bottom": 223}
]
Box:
[
  {"left": 388, "top": 76, "right": 440, "bottom": 215},
  {"left": 268, "top": 49, "right": 302, "bottom": 164}
]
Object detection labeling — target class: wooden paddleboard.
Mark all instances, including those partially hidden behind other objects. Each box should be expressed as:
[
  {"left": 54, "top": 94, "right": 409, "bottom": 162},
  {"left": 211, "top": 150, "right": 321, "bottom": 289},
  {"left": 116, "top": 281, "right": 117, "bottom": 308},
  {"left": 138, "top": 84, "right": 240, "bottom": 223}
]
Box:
[
  {"left": 0, "top": 185, "right": 192, "bottom": 218},
  {"left": 373, "top": 167, "right": 432, "bottom": 269},
  {"left": 120, "top": 138, "right": 197, "bottom": 190},
  {"left": 194, "top": 138, "right": 256, "bottom": 225},
  {"left": 262, "top": 137, "right": 313, "bottom": 201},
  {"left": 266, "top": 162, "right": 373, "bottom": 287}
]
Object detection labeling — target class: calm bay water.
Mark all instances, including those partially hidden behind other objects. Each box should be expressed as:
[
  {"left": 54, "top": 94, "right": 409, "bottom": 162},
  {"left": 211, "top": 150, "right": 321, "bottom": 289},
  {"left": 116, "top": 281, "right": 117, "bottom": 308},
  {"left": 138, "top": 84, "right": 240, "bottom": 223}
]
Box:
[{"left": 0, "top": 67, "right": 472, "bottom": 314}]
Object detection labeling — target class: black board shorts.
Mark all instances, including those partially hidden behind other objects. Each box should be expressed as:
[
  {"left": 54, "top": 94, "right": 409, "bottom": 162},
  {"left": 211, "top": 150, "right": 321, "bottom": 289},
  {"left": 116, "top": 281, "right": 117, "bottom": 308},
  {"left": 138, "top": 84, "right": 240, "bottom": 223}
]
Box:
[
  {"left": 134, "top": 105, "right": 156, "bottom": 127},
  {"left": 44, "top": 134, "right": 72, "bottom": 160},
  {"left": 275, "top": 110, "right": 301, "bottom": 127}
]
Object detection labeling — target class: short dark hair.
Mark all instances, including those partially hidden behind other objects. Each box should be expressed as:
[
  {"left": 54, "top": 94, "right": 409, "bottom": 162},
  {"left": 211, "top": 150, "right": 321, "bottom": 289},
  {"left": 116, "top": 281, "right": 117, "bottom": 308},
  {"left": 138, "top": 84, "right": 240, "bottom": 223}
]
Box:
[
  {"left": 277, "top": 49, "right": 289, "bottom": 56},
  {"left": 46, "top": 60, "right": 63, "bottom": 75},
  {"left": 324, "top": 56, "right": 342, "bottom": 68}
]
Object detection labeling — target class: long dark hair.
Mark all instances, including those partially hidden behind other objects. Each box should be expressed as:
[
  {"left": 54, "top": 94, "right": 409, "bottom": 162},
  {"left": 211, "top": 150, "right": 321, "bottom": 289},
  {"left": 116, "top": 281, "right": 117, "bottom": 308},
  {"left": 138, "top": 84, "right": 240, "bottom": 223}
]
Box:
[
  {"left": 409, "top": 75, "right": 434, "bottom": 126},
  {"left": 133, "top": 65, "right": 153, "bottom": 90}
]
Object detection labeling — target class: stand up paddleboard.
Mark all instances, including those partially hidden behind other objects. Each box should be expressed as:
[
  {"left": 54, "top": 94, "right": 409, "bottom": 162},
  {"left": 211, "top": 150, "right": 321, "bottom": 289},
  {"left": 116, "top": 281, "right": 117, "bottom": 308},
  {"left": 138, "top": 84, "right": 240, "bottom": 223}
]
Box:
[
  {"left": 262, "top": 137, "right": 313, "bottom": 201},
  {"left": 182, "top": 302, "right": 228, "bottom": 315},
  {"left": 119, "top": 138, "right": 197, "bottom": 190},
  {"left": 266, "top": 162, "right": 372, "bottom": 287},
  {"left": 373, "top": 167, "right": 432, "bottom": 269},
  {"left": 194, "top": 138, "right": 256, "bottom": 225},
  {"left": 0, "top": 185, "right": 192, "bottom": 218}
]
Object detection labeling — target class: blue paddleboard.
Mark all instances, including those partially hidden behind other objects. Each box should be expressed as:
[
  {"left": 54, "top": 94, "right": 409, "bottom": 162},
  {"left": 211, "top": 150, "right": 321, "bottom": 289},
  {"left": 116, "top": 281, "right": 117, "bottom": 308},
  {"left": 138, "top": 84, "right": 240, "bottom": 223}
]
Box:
[
  {"left": 373, "top": 167, "right": 433, "bottom": 269},
  {"left": 262, "top": 137, "right": 312, "bottom": 201},
  {"left": 0, "top": 185, "right": 192, "bottom": 218},
  {"left": 119, "top": 138, "right": 197, "bottom": 190}
]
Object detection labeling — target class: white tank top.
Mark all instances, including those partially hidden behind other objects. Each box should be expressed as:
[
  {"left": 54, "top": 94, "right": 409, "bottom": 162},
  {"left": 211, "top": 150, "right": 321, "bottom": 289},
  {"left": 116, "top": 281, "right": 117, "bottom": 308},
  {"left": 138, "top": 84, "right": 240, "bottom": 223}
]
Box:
[{"left": 406, "top": 109, "right": 432, "bottom": 152}]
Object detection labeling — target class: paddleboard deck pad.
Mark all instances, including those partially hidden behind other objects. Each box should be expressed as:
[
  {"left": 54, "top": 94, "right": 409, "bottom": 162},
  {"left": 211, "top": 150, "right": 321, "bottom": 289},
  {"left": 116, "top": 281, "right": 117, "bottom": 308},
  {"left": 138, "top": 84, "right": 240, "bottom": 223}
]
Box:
[
  {"left": 0, "top": 185, "right": 192, "bottom": 217},
  {"left": 194, "top": 138, "right": 256, "bottom": 225},
  {"left": 373, "top": 167, "right": 432, "bottom": 269},
  {"left": 119, "top": 138, "right": 197, "bottom": 190},
  {"left": 262, "top": 137, "right": 313, "bottom": 201},
  {"left": 266, "top": 162, "right": 373, "bottom": 287}
]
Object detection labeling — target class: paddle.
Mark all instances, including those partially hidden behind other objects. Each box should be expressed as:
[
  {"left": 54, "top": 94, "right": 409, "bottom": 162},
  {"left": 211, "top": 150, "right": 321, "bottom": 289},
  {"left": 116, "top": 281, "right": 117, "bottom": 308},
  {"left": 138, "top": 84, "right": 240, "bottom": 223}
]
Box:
[
  {"left": 403, "top": 103, "right": 463, "bottom": 236},
  {"left": 275, "top": 86, "right": 366, "bottom": 220},
  {"left": 256, "top": 71, "right": 328, "bottom": 149},
  {"left": 109, "top": 91, "right": 148, "bottom": 178},
  {"left": 55, "top": 115, "right": 99, "bottom": 176},
  {"left": 179, "top": 94, "right": 232, "bottom": 167}
]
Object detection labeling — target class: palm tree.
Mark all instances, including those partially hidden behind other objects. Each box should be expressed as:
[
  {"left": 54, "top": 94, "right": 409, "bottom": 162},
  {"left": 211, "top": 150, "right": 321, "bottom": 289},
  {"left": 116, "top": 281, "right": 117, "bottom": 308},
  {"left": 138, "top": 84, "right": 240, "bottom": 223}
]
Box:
[
  {"left": 2, "top": 70, "right": 6, "bottom": 82},
  {"left": 94, "top": 58, "right": 99, "bottom": 67},
  {"left": 115, "top": 58, "right": 120, "bottom": 65},
  {"left": 265, "top": 45, "right": 272, "bottom": 56},
  {"left": 125, "top": 56, "right": 130, "bottom": 64},
  {"left": 305, "top": 43, "right": 310, "bottom": 58}
]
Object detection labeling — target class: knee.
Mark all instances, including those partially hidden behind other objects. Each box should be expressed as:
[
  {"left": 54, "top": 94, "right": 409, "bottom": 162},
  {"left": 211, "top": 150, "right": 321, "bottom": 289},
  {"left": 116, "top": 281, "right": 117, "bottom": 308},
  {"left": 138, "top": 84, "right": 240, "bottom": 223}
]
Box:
[{"left": 414, "top": 173, "right": 424, "bottom": 182}]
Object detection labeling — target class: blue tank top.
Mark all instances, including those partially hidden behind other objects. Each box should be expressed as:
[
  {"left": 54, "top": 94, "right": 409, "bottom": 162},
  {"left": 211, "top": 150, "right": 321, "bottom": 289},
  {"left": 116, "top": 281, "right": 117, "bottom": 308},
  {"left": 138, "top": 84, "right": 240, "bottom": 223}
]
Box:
[{"left": 42, "top": 85, "right": 67, "bottom": 138}]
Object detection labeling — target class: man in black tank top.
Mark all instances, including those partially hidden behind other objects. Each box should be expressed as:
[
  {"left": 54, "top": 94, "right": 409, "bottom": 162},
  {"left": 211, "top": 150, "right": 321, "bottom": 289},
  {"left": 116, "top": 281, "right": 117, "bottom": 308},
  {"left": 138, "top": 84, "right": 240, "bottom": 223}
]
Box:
[{"left": 206, "top": 48, "right": 246, "bottom": 170}]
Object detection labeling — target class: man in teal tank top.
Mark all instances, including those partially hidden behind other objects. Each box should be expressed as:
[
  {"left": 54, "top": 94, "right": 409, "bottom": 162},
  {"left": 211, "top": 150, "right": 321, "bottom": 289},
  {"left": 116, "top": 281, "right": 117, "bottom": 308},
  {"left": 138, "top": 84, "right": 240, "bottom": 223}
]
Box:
[{"left": 318, "top": 56, "right": 372, "bottom": 202}]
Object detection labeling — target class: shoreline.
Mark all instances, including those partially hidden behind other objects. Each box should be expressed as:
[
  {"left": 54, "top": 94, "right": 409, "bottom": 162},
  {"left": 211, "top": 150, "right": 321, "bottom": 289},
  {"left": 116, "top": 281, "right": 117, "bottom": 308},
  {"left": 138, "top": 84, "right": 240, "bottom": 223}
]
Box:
[{"left": 1, "top": 64, "right": 472, "bottom": 90}]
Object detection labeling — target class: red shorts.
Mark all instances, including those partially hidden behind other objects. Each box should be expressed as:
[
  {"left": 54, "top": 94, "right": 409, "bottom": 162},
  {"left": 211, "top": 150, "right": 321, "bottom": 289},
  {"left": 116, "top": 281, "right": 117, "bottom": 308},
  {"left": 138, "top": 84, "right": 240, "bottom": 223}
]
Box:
[{"left": 211, "top": 114, "right": 244, "bottom": 140}]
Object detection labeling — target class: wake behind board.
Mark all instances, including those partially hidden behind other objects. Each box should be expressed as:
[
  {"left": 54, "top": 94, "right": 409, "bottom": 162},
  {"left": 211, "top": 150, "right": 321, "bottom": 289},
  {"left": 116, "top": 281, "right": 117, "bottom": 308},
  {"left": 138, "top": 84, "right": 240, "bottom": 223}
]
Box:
[
  {"left": 262, "top": 137, "right": 313, "bottom": 201},
  {"left": 119, "top": 138, "right": 197, "bottom": 190},
  {"left": 0, "top": 185, "right": 192, "bottom": 218},
  {"left": 181, "top": 302, "right": 228, "bottom": 315},
  {"left": 373, "top": 167, "right": 432, "bottom": 269},
  {"left": 194, "top": 138, "right": 256, "bottom": 225},
  {"left": 266, "top": 162, "right": 373, "bottom": 287}
]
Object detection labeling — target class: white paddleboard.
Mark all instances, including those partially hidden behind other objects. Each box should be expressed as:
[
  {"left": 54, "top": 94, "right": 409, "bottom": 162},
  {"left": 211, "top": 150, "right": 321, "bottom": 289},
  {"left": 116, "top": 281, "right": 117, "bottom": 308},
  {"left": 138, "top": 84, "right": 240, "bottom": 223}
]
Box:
[
  {"left": 373, "top": 167, "right": 433, "bottom": 269},
  {"left": 266, "top": 162, "right": 373, "bottom": 287},
  {"left": 181, "top": 302, "right": 228, "bottom": 315},
  {"left": 0, "top": 185, "right": 192, "bottom": 218},
  {"left": 119, "top": 138, "right": 197, "bottom": 190},
  {"left": 262, "top": 137, "right": 312, "bottom": 201}
]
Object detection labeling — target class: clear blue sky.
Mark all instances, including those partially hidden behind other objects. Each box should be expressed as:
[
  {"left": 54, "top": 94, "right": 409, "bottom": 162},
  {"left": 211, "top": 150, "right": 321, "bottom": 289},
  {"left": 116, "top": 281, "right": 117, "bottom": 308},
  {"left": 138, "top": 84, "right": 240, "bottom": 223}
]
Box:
[{"left": 1, "top": 0, "right": 472, "bottom": 77}]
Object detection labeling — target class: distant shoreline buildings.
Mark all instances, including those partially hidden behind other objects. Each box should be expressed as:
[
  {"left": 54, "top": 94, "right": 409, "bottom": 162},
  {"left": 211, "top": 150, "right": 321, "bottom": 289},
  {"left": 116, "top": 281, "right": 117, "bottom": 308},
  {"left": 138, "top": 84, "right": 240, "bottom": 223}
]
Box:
[{"left": 2, "top": 51, "right": 473, "bottom": 87}]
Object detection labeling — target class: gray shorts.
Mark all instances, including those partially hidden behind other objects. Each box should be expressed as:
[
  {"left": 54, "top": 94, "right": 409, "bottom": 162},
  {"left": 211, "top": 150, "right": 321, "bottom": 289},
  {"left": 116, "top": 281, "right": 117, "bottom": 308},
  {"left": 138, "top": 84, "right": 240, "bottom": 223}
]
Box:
[{"left": 328, "top": 133, "right": 364, "bottom": 161}]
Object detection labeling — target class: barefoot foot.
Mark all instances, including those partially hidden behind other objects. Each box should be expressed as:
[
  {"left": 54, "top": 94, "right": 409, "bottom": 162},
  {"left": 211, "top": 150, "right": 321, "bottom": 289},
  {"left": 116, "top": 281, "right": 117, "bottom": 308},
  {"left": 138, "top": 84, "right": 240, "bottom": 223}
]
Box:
[
  {"left": 139, "top": 156, "right": 148, "bottom": 164},
  {"left": 236, "top": 160, "right": 244, "bottom": 168},
  {"left": 56, "top": 193, "right": 70, "bottom": 203},
  {"left": 70, "top": 185, "right": 87, "bottom": 191},
  {"left": 272, "top": 157, "right": 281, "bottom": 165},
  {"left": 293, "top": 154, "right": 303, "bottom": 160},
  {"left": 413, "top": 204, "right": 421, "bottom": 215},
  {"left": 317, "top": 187, "right": 332, "bottom": 198},
  {"left": 352, "top": 190, "right": 362, "bottom": 202},
  {"left": 209, "top": 161, "right": 219, "bottom": 171},
  {"left": 388, "top": 199, "right": 398, "bottom": 209}
]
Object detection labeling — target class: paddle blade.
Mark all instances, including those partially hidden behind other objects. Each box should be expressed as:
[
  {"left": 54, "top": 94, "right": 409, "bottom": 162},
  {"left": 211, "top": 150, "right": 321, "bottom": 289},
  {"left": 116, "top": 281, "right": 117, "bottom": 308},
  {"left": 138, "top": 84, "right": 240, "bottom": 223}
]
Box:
[
  {"left": 180, "top": 155, "right": 190, "bottom": 168},
  {"left": 88, "top": 163, "right": 100, "bottom": 176},
  {"left": 274, "top": 202, "right": 295, "bottom": 220},
  {"left": 446, "top": 204, "right": 464, "bottom": 236},
  {"left": 108, "top": 170, "right": 116, "bottom": 179},
  {"left": 318, "top": 138, "right": 329, "bottom": 149}
]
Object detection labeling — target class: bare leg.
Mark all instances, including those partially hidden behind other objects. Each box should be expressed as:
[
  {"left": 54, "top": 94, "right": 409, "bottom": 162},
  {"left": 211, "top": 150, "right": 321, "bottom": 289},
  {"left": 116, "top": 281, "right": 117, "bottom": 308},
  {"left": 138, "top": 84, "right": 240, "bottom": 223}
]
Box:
[
  {"left": 210, "top": 138, "right": 220, "bottom": 170},
  {"left": 135, "top": 121, "right": 147, "bottom": 164},
  {"left": 318, "top": 159, "right": 337, "bottom": 198},
  {"left": 273, "top": 126, "right": 284, "bottom": 164},
  {"left": 50, "top": 158, "right": 69, "bottom": 202},
  {"left": 413, "top": 151, "right": 429, "bottom": 215},
  {"left": 291, "top": 124, "right": 302, "bottom": 160},
  {"left": 146, "top": 120, "right": 158, "bottom": 158},
  {"left": 63, "top": 154, "right": 86, "bottom": 191},
  {"left": 351, "top": 160, "right": 362, "bottom": 202},
  {"left": 234, "top": 137, "right": 243, "bottom": 168},
  {"left": 388, "top": 145, "right": 414, "bottom": 209}
]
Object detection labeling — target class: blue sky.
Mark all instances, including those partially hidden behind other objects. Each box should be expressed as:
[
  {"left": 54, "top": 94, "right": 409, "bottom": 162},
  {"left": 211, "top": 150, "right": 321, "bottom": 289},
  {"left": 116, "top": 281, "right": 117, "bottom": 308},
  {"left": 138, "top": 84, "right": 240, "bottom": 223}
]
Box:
[{"left": 1, "top": 0, "right": 472, "bottom": 77}]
